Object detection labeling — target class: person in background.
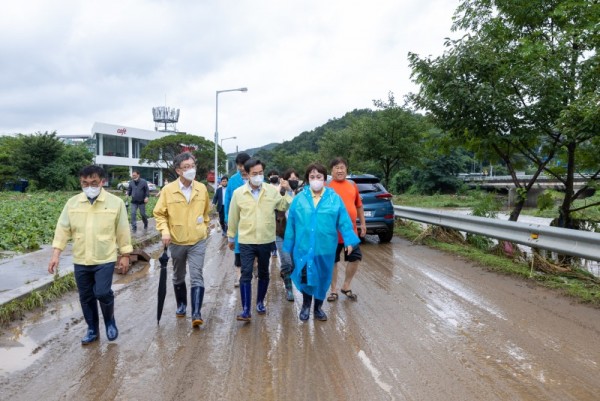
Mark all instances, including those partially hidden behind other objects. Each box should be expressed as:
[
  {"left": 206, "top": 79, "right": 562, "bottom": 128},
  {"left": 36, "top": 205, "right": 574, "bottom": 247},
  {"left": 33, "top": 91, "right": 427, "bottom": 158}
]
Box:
[
  {"left": 267, "top": 169, "right": 280, "bottom": 258},
  {"left": 224, "top": 152, "right": 251, "bottom": 287},
  {"left": 327, "top": 157, "right": 366, "bottom": 302},
  {"left": 212, "top": 175, "right": 228, "bottom": 236},
  {"left": 283, "top": 163, "right": 359, "bottom": 321},
  {"left": 153, "top": 152, "right": 211, "bottom": 328},
  {"left": 126, "top": 169, "right": 149, "bottom": 233},
  {"left": 274, "top": 168, "right": 300, "bottom": 301},
  {"left": 48, "top": 165, "right": 132, "bottom": 345},
  {"left": 227, "top": 159, "right": 292, "bottom": 321},
  {"left": 156, "top": 178, "right": 169, "bottom": 197}
]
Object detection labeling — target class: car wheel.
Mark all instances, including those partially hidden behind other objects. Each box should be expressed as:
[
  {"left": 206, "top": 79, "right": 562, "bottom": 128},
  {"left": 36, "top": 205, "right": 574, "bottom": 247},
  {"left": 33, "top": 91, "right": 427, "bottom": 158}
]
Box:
[{"left": 378, "top": 230, "right": 393, "bottom": 243}]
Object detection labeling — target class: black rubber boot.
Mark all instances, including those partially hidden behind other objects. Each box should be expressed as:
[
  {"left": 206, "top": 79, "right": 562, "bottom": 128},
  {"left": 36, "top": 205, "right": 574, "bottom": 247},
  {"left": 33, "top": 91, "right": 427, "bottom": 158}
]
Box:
[
  {"left": 313, "top": 299, "right": 328, "bottom": 321},
  {"left": 174, "top": 282, "right": 187, "bottom": 317},
  {"left": 299, "top": 292, "right": 312, "bottom": 321},
  {"left": 81, "top": 300, "right": 100, "bottom": 345},
  {"left": 256, "top": 279, "right": 269, "bottom": 314},
  {"left": 99, "top": 301, "right": 118, "bottom": 341},
  {"left": 236, "top": 283, "right": 252, "bottom": 321},
  {"left": 283, "top": 273, "right": 294, "bottom": 302},
  {"left": 191, "top": 286, "right": 205, "bottom": 327}
]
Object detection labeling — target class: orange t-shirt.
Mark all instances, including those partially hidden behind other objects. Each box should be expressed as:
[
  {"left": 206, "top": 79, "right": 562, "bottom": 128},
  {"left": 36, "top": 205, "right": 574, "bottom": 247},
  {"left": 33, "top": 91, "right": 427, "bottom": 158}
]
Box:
[{"left": 327, "top": 179, "right": 362, "bottom": 243}]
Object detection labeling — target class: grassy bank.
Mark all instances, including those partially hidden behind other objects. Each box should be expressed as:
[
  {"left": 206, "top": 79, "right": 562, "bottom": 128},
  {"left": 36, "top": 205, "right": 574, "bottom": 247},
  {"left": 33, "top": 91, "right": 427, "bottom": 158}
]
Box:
[
  {"left": 0, "top": 273, "right": 77, "bottom": 326},
  {"left": 395, "top": 220, "right": 600, "bottom": 306},
  {"left": 394, "top": 190, "right": 600, "bottom": 222},
  {"left": 0, "top": 230, "right": 162, "bottom": 329},
  {"left": 393, "top": 191, "right": 483, "bottom": 209}
]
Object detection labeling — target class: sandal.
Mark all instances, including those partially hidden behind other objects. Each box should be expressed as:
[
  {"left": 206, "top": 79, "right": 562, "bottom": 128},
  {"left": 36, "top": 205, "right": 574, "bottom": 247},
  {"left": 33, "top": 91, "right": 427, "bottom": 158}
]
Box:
[
  {"left": 341, "top": 289, "right": 358, "bottom": 301},
  {"left": 327, "top": 292, "right": 338, "bottom": 302}
]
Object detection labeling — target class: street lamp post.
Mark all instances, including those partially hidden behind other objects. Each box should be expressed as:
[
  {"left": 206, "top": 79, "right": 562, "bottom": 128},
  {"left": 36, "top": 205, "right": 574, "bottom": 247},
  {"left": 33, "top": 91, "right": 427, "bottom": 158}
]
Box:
[
  {"left": 220, "top": 136, "right": 237, "bottom": 176},
  {"left": 215, "top": 87, "right": 247, "bottom": 187}
]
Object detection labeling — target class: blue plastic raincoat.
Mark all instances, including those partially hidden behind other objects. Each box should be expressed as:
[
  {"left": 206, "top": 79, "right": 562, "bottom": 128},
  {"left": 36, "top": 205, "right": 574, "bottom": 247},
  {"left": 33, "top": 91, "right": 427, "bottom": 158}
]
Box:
[{"left": 283, "top": 186, "right": 359, "bottom": 301}]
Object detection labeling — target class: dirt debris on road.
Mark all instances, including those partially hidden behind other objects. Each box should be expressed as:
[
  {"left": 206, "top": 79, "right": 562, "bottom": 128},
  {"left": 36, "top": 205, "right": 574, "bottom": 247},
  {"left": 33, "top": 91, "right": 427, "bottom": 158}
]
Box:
[{"left": 1, "top": 230, "right": 599, "bottom": 401}]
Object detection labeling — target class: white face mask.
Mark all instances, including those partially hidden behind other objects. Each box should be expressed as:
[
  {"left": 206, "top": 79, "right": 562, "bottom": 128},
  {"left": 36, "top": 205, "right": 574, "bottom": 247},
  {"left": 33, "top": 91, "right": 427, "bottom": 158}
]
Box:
[
  {"left": 310, "top": 179, "right": 324, "bottom": 192},
  {"left": 182, "top": 168, "right": 196, "bottom": 181},
  {"left": 250, "top": 175, "right": 264, "bottom": 186},
  {"left": 83, "top": 186, "right": 101, "bottom": 198}
]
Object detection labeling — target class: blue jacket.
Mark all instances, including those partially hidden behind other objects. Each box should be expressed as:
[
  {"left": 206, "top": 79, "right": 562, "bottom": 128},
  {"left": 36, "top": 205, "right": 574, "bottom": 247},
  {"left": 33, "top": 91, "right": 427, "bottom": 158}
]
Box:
[
  {"left": 224, "top": 171, "right": 243, "bottom": 223},
  {"left": 224, "top": 171, "right": 244, "bottom": 252},
  {"left": 283, "top": 186, "right": 359, "bottom": 300}
]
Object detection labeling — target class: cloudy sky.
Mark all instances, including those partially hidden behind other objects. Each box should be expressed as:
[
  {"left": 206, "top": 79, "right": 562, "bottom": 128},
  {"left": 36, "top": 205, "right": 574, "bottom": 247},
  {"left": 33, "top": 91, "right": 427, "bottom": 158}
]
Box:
[{"left": 0, "top": 0, "right": 459, "bottom": 153}]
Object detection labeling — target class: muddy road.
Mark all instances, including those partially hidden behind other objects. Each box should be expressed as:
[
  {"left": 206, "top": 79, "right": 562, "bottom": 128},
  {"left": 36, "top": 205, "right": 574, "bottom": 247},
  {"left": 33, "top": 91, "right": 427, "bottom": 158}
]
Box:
[{"left": 1, "top": 231, "right": 599, "bottom": 401}]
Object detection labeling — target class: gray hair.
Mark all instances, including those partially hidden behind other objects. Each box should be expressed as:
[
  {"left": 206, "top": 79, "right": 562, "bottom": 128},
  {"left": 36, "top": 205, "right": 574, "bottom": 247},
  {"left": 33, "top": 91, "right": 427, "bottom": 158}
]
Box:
[{"left": 173, "top": 152, "right": 196, "bottom": 169}]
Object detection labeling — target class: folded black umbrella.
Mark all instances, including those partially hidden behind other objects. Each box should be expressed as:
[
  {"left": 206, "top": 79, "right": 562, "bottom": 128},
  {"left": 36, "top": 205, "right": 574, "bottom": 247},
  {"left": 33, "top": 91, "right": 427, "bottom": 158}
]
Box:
[{"left": 157, "top": 246, "right": 168, "bottom": 325}]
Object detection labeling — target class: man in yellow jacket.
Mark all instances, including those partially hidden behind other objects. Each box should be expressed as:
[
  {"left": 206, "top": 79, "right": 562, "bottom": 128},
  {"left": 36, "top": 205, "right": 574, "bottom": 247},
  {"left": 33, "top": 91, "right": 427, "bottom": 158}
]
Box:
[
  {"left": 227, "top": 159, "right": 292, "bottom": 321},
  {"left": 48, "top": 165, "right": 132, "bottom": 345},
  {"left": 154, "top": 152, "right": 210, "bottom": 327}
]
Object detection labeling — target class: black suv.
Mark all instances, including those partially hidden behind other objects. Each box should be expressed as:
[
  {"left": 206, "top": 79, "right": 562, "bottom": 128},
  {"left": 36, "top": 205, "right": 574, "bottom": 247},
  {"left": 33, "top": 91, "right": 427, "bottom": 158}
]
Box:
[{"left": 347, "top": 175, "right": 395, "bottom": 243}]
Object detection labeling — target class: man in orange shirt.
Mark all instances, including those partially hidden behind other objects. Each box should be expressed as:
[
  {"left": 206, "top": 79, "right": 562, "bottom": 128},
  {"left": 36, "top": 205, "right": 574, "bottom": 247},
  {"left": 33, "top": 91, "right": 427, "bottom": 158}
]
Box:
[{"left": 326, "top": 157, "right": 366, "bottom": 302}]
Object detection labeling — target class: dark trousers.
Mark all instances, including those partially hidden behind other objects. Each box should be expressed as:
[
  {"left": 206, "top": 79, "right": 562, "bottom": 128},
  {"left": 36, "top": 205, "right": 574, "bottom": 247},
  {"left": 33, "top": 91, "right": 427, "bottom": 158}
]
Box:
[
  {"left": 74, "top": 262, "right": 115, "bottom": 306},
  {"left": 218, "top": 205, "right": 227, "bottom": 233},
  {"left": 130, "top": 202, "right": 148, "bottom": 230},
  {"left": 239, "top": 243, "right": 273, "bottom": 284}
]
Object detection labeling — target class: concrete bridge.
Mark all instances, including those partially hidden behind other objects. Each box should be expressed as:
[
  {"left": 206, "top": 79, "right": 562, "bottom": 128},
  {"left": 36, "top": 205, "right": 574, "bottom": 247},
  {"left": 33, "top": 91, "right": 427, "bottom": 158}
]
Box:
[{"left": 461, "top": 174, "right": 596, "bottom": 207}]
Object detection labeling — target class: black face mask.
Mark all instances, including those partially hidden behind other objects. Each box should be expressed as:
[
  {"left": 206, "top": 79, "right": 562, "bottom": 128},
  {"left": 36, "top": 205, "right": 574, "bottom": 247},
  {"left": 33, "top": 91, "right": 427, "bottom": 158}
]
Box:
[
  {"left": 288, "top": 180, "right": 299, "bottom": 190},
  {"left": 269, "top": 176, "right": 279, "bottom": 184}
]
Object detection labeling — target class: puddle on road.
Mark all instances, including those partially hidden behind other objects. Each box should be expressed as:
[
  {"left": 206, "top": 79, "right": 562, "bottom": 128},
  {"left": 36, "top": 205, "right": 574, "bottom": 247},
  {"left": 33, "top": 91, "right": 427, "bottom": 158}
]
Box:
[
  {"left": 0, "top": 326, "right": 46, "bottom": 376},
  {"left": 114, "top": 263, "right": 151, "bottom": 286}
]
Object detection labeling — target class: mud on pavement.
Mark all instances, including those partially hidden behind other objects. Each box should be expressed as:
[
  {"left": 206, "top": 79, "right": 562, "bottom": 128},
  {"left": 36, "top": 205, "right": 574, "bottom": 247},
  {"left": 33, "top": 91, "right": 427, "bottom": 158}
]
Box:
[{"left": 1, "top": 227, "right": 600, "bottom": 401}]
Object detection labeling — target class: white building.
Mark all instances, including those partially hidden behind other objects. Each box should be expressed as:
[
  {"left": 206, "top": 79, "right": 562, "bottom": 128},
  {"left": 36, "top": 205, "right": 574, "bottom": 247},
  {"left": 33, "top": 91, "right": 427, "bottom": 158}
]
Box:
[{"left": 91, "top": 122, "right": 173, "bottom": 185}]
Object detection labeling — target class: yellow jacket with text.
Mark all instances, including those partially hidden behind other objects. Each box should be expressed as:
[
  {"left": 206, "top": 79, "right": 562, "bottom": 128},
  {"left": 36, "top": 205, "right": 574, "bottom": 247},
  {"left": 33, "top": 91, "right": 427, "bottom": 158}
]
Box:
[
  {"left": 52, "top": 189, "right": 133, "bottom": 265},
  {"left": 227, "top": 183, "right": 291, "bottom": 244},
  {"left": 153, "top": 179, "right": 210, "bottom": 245}
]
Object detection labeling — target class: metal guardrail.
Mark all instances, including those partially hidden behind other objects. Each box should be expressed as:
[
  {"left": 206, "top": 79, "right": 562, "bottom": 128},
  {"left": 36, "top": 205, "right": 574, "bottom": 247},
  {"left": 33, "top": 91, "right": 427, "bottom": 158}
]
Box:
[{"left": 394, "top": 206, "right": 600, "bottom": 262}]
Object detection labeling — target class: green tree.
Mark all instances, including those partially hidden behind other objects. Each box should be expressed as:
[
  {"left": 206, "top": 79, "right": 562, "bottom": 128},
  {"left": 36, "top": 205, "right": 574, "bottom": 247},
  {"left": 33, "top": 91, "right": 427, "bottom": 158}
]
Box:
[
  {"left": 409, "top": 0, "right": 600, "bottom": 225},
  {"left": 139, "top": 134, "right": 220, "bottom": 181},
  {"left": 13, "top": 132, "right": 65, "bottom": 189},
  {"left": 52, "top": 144, "right": 94, "bottom": 190},
  {"left": 0, "top": 136, "right": 18, "bottom": 188},
  {"left": 413, "top": 148, "right": 471, "bottom": 195},
  {"left": 355, "top": 93, "right": 426, "bottom": 186},
  {"left": 317, "top": 124, "right": 363, "bottom": 172},
  {"left": 257, "top": 109, "right": 372, "bottom": 174}
]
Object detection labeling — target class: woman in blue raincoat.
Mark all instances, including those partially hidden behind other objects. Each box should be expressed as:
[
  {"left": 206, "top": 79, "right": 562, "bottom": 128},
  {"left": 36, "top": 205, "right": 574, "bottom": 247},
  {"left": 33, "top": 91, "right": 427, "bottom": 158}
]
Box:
[{"left": 283, "top": 163, "right": 359, "bottom": 321}]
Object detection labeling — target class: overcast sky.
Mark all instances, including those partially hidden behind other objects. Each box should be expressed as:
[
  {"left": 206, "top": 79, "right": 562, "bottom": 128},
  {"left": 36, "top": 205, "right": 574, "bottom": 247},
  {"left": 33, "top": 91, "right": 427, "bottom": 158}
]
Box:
[{"left": 0, "top": 0, "right": 459, "bottom": 153}]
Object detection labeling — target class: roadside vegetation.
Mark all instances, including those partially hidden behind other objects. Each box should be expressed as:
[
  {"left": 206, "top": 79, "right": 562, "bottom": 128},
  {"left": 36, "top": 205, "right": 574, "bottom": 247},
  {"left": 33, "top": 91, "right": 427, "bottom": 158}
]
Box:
[
  {"left": 0, "top": 191, "right": 159, "bottom": 253},
  {"left": 394, "top": 190, "right": 483, "bottom": 209},
  {"left": 393, "top": 188, "right": 600, "bottom": 307},
  {"left": 0, "top": 191, "right": 161, "bottom": 328},
  {"left": 394, "top": 219, "right": 600, "bottom": 307},
  {"left": 0, "top": 274, "right": 77, "bottom": 326},
  {"left": 395, "top": 190, "right": 600, "bottom": 224}
]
